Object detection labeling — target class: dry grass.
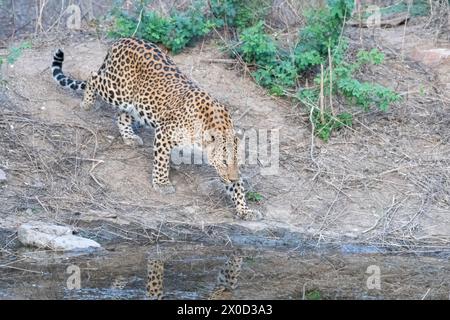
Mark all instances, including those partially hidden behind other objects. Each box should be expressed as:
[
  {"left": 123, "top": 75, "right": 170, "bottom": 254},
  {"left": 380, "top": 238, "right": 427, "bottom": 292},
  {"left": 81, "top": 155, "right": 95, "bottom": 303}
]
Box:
[{"left": 0, "top": 0, "right": 449, "bottom": 261}]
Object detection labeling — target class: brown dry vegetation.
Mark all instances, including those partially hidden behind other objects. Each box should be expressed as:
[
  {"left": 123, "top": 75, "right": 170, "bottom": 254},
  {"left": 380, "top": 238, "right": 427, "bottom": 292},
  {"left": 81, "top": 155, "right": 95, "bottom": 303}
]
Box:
[{"left": 1, "top": 21, "right": 449, "bottom": 247}]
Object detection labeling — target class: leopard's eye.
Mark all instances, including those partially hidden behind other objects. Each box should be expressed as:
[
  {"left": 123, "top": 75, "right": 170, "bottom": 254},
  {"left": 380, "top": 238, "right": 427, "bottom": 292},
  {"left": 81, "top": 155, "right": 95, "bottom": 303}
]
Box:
[{"left": 222, "top": 160, "right": 227, "bottom": 165}]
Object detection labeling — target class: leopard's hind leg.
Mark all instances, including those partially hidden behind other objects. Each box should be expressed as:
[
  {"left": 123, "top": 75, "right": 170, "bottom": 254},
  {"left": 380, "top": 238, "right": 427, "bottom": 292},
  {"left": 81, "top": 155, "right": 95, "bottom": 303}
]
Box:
[
  {"left": 81, "top": 72, "right": 99, "bottom": 111},
  {"left": 146, "top": 259, "right": 164, "bottom": 300}
]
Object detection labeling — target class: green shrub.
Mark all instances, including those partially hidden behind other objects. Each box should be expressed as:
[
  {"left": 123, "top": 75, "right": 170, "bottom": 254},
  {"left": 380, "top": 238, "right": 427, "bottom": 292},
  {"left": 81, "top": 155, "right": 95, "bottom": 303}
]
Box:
[
  {"left": 109, "top": 1, "right": 214, "bottom": 53},
  {"left": 141, "top": 11, "right": 171, "bottom": 43},
  {"left": 163, "top": 4, "right": 215, "bottom": 53},
  {"left": 305, "top": 289, "right": 322, "bottom": 300},
  {"left": 235, "top": 21, "right": 277, "bottom": 65},
  {"left": 7, "top": 41, "right": 32, "bottom": 65},
  {"left": 234, "top": 0, "right": 271, "bottom": 29},
  {"left": 209, "top": 0, "right": 237, "bottom": 28},
  {"left": 107, "top": 0, "right": 401, "bottom": 141},
  {"left": 210, "top": 0, "right": 271, "bottom": 29},
  {"left": 107, "top": 11, "right": 137, "bottom": 38},
  {"left": 246, "top": 191, "right": 263, "bottom": 202},
  {"left": 234, "top": 0, "right": 400, "bottom": 140},
  {"left": 294, "top": 0, "right": 353, "bottom": 71},
  {"left": 333, "top": 48, "right": 401, "bottom": 111},
  {"left": 0, "top": 41, "right": 32, "bottom": 84}
]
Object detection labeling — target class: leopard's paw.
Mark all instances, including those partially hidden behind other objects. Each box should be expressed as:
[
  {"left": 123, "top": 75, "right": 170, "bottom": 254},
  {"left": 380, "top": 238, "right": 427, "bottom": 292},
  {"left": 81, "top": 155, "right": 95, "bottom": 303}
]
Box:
[
  {"left": 123, "top": 135, "right": 143, "bottom": 147},
  {"left": 153, "top": 183, "right": 176, "bottom": 195},
  {"left": 236, "top": 208, "right": 263, "bottom": 221},
  {"left": 80, "top": 100, "right": 93, "bottom": 111}
]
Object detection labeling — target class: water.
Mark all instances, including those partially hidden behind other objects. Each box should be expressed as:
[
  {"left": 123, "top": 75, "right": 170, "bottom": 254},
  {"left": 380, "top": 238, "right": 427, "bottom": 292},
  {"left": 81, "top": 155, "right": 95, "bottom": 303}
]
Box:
[{"left": 0, "top": 224, "right": 449, "bottom": 299}]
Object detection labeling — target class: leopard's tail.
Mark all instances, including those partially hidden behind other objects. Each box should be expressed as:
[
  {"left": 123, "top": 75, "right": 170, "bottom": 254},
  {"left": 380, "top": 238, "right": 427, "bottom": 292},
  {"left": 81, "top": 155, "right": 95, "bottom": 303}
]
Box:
[{"left": 52, "top": 49, "right": 86, "bottom": 91}]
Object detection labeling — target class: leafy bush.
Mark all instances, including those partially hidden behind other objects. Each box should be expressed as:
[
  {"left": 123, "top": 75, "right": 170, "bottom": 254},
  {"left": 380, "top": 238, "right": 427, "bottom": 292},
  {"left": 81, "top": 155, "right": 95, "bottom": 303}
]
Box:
[
  {"left": 233, "top": 0, "right": 400, "bottom": 140},
  {"left": 1, "top": 40, "right": 32, "bottom": 76},
  {"left": 234, "top": 0, "right": 271, "bottom": 29},
  {"left": 235, "top": 21, "right": 277, "bottom": 65},
  {"left": 141, "top": 11, "right": 170, "bottom": 43},
  {"left": 108, "top": 12, "right": 137, "bottom": 38},
  {"left": 209, "top": 0, "right": 237, "bottom": 28},
  {"left": 109, "top": 1, "right": 214, "bottom": 53},
  {"left": 6, "top": 41, "right": 32, "bottom": 65},
  {"left": 107, "top": 0, "right": 401, "bottom": 141},
  {"left": 297, "top": 46, "right": 400, "bottom": 140},
  {"left": 246, "top": 191, "right": 263, "bottom": 202},
  {"left": 332, "top": 48, "right": 401, "bottom": 111},
  {"left": 310, "top": 109, "right": 352, "bottom": 142},
  {"left": 210, "top": 0, "right": 271, "bottom": 29},
  {"left": 162, "top": 7, "right": 214, "bottom": 53},
  {"left": 108, "top": 0, "right": 272, "bottom": 54}
]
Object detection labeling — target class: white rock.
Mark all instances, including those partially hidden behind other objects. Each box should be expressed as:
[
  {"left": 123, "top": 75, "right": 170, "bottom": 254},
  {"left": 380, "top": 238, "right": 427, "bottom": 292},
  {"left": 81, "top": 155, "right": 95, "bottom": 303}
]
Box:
[
  {"left": 410, "top": 48, "right": 450, "bottom": 66},
  {"left": 0, "top": 169, "right": 7, "bottom": 182},
  {"left": 18, "top": 221, "right": 101, "bottom": 251}
]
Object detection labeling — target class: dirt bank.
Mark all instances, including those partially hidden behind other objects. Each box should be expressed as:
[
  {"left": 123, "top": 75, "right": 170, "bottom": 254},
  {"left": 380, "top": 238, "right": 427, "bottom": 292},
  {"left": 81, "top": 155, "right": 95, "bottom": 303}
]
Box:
[{"left": 1, "top": 26, "right": 450, "bottom": 250}]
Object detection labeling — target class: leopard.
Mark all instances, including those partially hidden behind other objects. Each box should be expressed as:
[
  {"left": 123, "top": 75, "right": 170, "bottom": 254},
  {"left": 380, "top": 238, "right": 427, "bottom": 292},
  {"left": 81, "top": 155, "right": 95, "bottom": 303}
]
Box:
[
  {"left": 145, "top": 254, "right": 243, "bottom": 300},
  {"left": 51, "top": 37, "right": 261, "bottom": 221},
  {"left": 208, "top": 254, "right": 243, "bottom": 300}
]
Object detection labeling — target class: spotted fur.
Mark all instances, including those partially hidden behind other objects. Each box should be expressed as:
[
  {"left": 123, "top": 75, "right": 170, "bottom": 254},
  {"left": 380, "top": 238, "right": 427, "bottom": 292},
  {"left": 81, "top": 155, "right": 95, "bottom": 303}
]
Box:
[
  {"left": 146, "top": 259, "right": 164, "bottom": 300},
  {"left": 145, "top": 255, "right": 242, "bottom": 300},
  {"left": 209, "top": 255, "right": 243, "bottom": 300},
  {"left": 51, "top": 38, "right": 261, "bottom": 220}
]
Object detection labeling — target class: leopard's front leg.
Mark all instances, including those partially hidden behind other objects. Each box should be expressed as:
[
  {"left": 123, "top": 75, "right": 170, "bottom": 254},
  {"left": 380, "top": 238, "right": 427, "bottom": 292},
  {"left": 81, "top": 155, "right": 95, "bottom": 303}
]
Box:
[
  {"left": 117, "top": 111, "right": 143, "bottom": 146},
  {"left": 152, "top": 128, "right": 175, "bottom": 194},
  {"left": 226, "top": 180, "right": 262, "bottom": 221}
]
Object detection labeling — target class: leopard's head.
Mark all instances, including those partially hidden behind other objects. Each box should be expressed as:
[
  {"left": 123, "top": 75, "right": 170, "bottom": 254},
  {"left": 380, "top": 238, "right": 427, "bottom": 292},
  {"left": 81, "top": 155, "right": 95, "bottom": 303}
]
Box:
[{"left": 203, "top": 128, "right": 240, "bottom": 184}]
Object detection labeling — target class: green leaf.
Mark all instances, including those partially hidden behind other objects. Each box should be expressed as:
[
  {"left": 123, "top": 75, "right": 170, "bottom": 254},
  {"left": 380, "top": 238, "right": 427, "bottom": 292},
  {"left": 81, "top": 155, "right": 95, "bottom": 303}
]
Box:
[{"left": 246, "top": 191, "right": 263, "bottom": 202}]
